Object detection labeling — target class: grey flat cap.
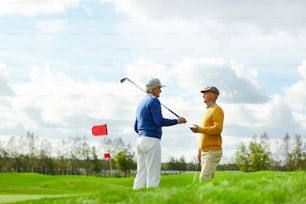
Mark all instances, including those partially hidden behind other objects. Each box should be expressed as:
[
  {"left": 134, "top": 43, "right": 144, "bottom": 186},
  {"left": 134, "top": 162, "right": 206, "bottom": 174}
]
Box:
[{"left": 200, "top": 86, "right": 219, "bottom": 95}]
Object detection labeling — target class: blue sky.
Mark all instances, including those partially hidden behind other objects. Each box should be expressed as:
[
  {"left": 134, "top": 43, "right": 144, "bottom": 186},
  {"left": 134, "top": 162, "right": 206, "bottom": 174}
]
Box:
[{"left": 0, "top": 0, "right": 305, "bottom": 162}]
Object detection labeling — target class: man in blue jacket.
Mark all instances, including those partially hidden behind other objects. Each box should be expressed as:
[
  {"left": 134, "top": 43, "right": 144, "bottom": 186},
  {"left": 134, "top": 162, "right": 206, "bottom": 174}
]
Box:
[{"left": 133, "top": 78, "right": 187, "bottom": 190}]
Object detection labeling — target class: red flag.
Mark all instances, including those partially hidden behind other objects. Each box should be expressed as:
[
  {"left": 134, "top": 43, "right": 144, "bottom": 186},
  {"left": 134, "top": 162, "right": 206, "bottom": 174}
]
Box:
[
  {"left": 104, "top": 152, "right": 110, "bottom": 159},
  {"left": 92, "top": 124, "right": 108, "bottom": 136}
]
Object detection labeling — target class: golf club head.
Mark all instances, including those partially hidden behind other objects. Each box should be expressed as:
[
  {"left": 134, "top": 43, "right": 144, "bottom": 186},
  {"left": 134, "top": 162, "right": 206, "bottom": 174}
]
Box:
[{"left": 120, "top": 77, "right": 128, "bottom": 83}]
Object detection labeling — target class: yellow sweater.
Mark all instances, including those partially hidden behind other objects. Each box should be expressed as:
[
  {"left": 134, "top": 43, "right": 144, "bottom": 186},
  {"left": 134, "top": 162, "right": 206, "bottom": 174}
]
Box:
[{"left": 198, "top": 103, "right": 224, "bottom": 152}]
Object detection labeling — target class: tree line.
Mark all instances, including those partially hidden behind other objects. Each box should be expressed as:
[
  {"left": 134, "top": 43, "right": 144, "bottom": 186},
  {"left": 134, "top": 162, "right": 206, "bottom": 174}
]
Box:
[
  {"left": 0, "top": 132, "right": 305, "bottom": 176},
  {"left": 0, "top": 132, "right": 134, "bottom": 176},
  {"left": 0, "top": 132, "right": 197, "bottom": 176},
  {"left": 235, "top": 132, "right": 306, "bottom": 172}
]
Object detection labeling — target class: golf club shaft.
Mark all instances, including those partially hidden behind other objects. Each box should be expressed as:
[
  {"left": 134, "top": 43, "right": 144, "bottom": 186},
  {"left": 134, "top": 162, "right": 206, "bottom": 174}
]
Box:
[
  {"left": 121, "top": 77, "right": 180, "bottom": 118},
  {"left": 193, "top": 160, "right": 201, "bottom": 184},
  {"left": 126, "top": 78, "right": 146, "bottom": 93}
]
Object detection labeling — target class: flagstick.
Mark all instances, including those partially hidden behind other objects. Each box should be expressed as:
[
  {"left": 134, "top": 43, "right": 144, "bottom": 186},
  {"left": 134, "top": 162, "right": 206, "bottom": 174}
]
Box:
[{"left": 109, "top": 158, "right": 112, "bottom": 177}]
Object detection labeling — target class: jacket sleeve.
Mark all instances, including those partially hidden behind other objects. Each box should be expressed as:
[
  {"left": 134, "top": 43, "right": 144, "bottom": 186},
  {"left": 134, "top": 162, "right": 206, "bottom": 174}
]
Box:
[{"left": 150, "top": 98, "right": 178, "bottom": 127}]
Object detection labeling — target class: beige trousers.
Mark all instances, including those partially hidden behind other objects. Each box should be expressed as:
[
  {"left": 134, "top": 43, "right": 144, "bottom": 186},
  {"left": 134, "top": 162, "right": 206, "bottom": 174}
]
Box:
[{"left": 200, "top": 150, "right": 222, "bottom": 182}]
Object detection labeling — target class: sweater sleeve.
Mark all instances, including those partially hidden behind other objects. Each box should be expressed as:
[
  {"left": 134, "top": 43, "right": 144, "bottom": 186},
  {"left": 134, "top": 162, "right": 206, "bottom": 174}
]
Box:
[{"left": 199, "top": 106, "right": 224, "bottom": 135}]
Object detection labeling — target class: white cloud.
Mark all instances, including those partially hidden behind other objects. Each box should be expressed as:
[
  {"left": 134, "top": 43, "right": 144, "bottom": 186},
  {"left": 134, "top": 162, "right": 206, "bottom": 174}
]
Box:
[
  {"left": 284, "top": 60, "right": 306, "bottom": 111},
  {"left": 298, "top": 60, "right": 306, "bottom": 80},
  {"left": 3, "top": 66, "right": 125, "bottom": 133},
  {"left": 174, "top": 57, "right": 269, "bottom": 103},
  {"left": 36, "top": 19, "right": 68, "bottom": 38},
  {"left": 100, "top": 0, "right": 306, "bottom": 69},
  {"left": 225, "top": 94, "right": 297, "bottom": 128},
  {"left": 15, "top": 66, "right": 135, "bottom": 123},
  {"left": 102, "top": 0, "right": 306, "bottom": 33},
  {"left": 125, "top": 58, "right": 172, "bottom": 85},
  {"left": 0, "top": 62, "right": 13, "bottom": 96},
  {"left": 0, "top": 0, "right": 81, "bottom": 16},
  {"left": 283, "top": 60, "right": 306, "bottom": 129},
  {"left": 0, "top": 62, "right": 9, "bottom": 80}
]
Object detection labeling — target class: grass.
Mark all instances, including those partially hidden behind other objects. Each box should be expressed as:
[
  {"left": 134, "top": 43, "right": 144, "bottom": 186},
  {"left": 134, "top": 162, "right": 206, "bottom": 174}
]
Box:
[{"left": 0, "top": 171, "right": 305, "bottom": 204}]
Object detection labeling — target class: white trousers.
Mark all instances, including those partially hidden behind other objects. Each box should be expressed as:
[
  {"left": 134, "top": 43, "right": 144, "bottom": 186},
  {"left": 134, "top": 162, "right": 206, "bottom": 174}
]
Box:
[
  {"left": 200, "top": 150, "right": 222, "bottom": 182},
  {"left": 133, "top": 136, "right": 161, "bottom": 190}
]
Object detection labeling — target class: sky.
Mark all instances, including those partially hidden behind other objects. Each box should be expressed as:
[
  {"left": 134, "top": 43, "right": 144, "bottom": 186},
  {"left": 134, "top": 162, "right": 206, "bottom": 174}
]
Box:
[{"left": 0, "top": 0, "right": 305, "bottom": 163}]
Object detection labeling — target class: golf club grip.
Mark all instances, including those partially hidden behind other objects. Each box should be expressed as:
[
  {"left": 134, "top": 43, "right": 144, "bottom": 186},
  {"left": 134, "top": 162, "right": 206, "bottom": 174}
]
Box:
[{"left": 161, "top": 103, "right": 180, "bottom": 118}]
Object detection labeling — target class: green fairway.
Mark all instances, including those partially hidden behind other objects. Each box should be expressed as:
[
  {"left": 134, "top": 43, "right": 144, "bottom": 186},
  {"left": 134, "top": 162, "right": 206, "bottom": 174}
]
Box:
[{"left": 0, "top": 171, "right": 305, "bottom": 204}]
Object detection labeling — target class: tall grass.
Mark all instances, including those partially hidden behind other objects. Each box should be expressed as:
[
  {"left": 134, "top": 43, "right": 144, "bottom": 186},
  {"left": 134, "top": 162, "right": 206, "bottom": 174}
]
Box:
[{"left": 0, "top": 171, "right": 305, "bottom": 204}]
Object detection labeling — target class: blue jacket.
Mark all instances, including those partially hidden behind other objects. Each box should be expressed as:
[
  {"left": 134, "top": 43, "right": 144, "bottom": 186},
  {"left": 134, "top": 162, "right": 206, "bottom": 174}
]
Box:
[{"left": 134, "top": 94, "right": 178, "bottom": 139}]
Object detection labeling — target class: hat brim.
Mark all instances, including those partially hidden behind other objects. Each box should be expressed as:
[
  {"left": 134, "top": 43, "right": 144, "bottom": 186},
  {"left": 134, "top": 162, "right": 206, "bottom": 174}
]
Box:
[{"left": 200, "top": 90, "right": 218, "bottom": 95}]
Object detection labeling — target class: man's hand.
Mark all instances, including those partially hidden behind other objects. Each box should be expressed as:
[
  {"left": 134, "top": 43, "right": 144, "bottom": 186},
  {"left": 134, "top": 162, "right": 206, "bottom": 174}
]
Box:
[
  {"left": 189, "top": 124, "right": 200, "bottom": 133},
  {"left": 177, "top": 117, "right": 187, "bottom": 124}
]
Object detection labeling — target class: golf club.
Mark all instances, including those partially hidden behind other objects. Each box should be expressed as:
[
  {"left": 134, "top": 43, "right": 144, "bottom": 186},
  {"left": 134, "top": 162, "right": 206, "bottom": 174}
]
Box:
[
  {"left": 192, "top": 160, "right": 201, "bottom": 184},
  {"left": 120, "top": 77, "right": 180, "bottom": 118}
]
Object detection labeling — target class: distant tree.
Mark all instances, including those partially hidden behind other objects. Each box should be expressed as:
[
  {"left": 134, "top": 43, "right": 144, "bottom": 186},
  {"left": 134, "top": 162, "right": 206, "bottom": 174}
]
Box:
[
  {"left": 186, "top": 161, "right": 199, "bottom": 171},
  {"left": 69, "top": 136, "right": 83, "bottom": 175},
  {"left": 162, "top": 156, "right": 188, "bottom": 172},
  {"left": 81, "top": 138, "right": 91, "bottom": 176},
  {"left": 252, "top": 133, "right": 271, "bottom": 170},
  {"left": 25, "top": 131, "right": 38, "bottom": 172},
  {"left": 235, "top": 133, "right": 271, "bottom": 172},
  {"left": 37, "top": 139, "right": 53, "bottom": 174},
  {"left": 7, "top": 136, "right": 19, "bottom": 172},
  {"left": 91, "top": 146, "right": 102, "bottom": 176},
  {"left": 1, "top": 151, "right": 10, "bottom": 172},
  {"left": 177, "top": 156, "right": 187, "bottom": 172},
  {"left": 167, "top": 157, "right": 177, "bottom": 170},
  {"left": 291, "top": 135, "right": 303, "bottom": 170},
  {"left": 114, "top": 146, "right": 136, "bottom": 177},
  {"left": 302, "top": 151, "right": 306, "bottom": 170},
  {"left": 281, "top": 134, "right": 305, "bottom": 171},
  {"left": 282, "top": 134, "right": 292, "bottom": 170},
  {"left": 102, "top": 137, "right": 126, "bottom": 158},
  {"left": 114, "top": 151, "right": 128, "bottom": 176},
  {"left": 235, "top": 143, "right": 250, "bottom": 172},
  {"left": 0, "top": 142, "right": 2, "bottom": 171},
  {"left": 248, "top": 141, "right": 269, "bottom": 171},
  {"left": 217, "top": 163, "right": 239, "bottom": 171},
  {"left": 56, "top": 139, "right": 70, "bottom": 175},
  {"left": 303, "top": 139, "right": 306, "bottom": 169}
]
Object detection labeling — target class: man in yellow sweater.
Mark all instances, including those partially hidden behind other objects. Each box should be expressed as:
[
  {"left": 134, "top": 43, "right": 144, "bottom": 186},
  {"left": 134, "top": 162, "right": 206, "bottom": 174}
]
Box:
[{"left": 189, "top": 86, "right": 224, "bottom": 182}]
